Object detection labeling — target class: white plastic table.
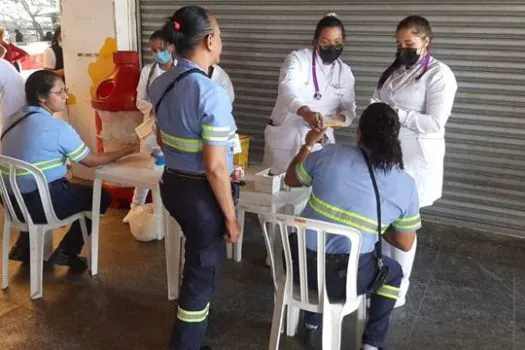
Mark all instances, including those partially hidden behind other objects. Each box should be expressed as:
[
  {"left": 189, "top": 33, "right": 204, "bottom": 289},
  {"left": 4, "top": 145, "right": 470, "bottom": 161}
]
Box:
[
  {"left": 90, "top": 154, "right": 309, "bottom": 300},
  {"left": 90, "top": 153, "right": 164, "bottom": 277}
]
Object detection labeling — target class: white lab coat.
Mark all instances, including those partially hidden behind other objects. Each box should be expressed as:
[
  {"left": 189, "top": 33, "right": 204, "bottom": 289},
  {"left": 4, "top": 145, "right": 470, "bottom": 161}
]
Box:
[
  {"left": 210, "top": 64, "right": 235, "bottom": 103},
  {"left": 263, "top": 48, "right": 356, "bottom": 172},
  {"left": 0, "top": 58, "right": 25, "bottom": 130},
  {"left": 372, "top": 56, "right": 457, "bottom": 208}
]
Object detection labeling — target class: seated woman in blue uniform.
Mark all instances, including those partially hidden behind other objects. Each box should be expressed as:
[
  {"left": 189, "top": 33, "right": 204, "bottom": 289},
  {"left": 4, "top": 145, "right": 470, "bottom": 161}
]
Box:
[
  {"left": 284, "top": 102, "right": 421, "bottom": 350},
  {"left": 2, "top": 70, "right": 135, "bottom": 272}
]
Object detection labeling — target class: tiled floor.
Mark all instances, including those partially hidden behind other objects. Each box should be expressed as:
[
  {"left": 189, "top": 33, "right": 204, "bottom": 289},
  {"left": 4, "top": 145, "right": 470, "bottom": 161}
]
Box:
[{"left": 1, "top": 209, "right": 525, "bottom": 350}]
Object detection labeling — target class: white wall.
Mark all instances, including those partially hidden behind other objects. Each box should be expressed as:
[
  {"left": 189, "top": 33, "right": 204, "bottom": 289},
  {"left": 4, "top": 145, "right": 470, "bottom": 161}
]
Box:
[{"left": 61, "top": 0, "right": 138, "bottom": 180}]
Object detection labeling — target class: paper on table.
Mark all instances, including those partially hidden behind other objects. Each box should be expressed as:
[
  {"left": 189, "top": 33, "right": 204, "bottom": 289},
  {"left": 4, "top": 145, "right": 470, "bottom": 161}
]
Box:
[
  {"left": 135, "top": 117, "right": 156, "bottom": 139},
  {"left": 324, "top": 116, "right": 345, "bottom": 129}
]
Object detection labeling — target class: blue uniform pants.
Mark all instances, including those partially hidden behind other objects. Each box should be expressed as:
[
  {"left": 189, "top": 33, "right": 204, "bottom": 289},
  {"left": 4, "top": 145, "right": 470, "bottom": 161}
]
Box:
[
  {"left": 12, "top": 178, "right": 111, "bottom": 255},
  {"left": 290, "top": 236, "right": 403, "bottom": 349},
  {"left": 161, "top": 169, "right": 238, "bottom": 350}
]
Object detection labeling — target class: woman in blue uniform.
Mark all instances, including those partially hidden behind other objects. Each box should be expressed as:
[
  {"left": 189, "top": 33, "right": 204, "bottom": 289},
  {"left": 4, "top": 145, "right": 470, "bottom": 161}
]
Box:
[
  {"left": 285, "top": 103, "right": 421, "bottom": 350},
  {"left": 2, "top": 70, "right": 134, "bottom": 272},
  {"left": 150, "top": 6, "right": 240, "bottom": 350}
]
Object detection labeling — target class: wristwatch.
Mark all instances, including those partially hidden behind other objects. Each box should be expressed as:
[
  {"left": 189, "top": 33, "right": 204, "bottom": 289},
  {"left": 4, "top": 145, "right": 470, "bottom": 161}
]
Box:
[{"left": 303, "top": 144, "right": 314, "bottom": 152}]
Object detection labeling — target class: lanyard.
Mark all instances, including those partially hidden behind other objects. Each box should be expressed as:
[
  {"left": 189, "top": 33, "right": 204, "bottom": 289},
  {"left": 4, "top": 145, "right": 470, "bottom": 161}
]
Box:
[{"left": 312, "top": 50, "right": 322, "bottom": 100}]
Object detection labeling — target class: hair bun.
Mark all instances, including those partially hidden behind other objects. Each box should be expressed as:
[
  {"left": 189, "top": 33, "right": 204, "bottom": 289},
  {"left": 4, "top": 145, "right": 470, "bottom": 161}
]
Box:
[{"left": 323, "top": 12, "right": 338, "bottom": 19}]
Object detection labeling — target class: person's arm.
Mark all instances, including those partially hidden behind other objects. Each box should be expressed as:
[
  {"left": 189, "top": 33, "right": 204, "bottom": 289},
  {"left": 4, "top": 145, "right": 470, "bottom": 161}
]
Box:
[
  {"left": 396, "top": 66, "right": 458, "bottom": 134},
  {"left": 278, "top": 52, "right": 323, "bottom": 129},
  {"left": 80, "top": 145, "right": 135, "bottom": 168},
  {"left": 203, "top": 144, "right": 237, "bottom": 221},
  {"left": 383, "top": 185, "right": 421, "bottom": 251},
  {"left": 284, "top": 128, "right": 326, "bottom": 187},
  {"left": 58, "top": 122, "right": 135, "bottom": 168},
  {"left": 201, "top": 87, "right": 239, "bottom": 243},
  {"left": 0, "top": 45, "right": 6, "bottom": 59}
]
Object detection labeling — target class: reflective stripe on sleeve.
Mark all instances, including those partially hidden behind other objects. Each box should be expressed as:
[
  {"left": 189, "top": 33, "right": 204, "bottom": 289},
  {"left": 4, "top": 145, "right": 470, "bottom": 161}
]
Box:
[
  {"left": 67, "top": 144, "right": 90, "bottom": 162},
  {"left": 295, "top": 163, "right": 312, "bottom": 186},
  {"left": 392, "top": 215, "right": 421, "bottom": 231},
  {"left": 202, "top": 124, "right": 232, "bottom": 142}
]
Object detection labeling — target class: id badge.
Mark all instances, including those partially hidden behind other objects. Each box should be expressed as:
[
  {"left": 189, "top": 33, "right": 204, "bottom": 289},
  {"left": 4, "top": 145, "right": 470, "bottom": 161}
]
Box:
[{"left": 232, "top": 133, "right": 242, "bottom": 154}]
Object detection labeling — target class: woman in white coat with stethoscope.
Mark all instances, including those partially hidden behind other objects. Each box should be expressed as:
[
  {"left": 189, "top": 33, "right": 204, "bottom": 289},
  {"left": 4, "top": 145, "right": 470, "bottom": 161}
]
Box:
[
  {"left": 263, "top": 13, "right": 356, "bottom": 173},
  {"left": 372, "top": 15, "right": 458, "bottom": 307}
]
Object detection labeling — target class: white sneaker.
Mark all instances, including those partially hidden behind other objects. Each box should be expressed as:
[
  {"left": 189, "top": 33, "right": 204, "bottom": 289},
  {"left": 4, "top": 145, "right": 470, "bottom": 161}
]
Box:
[
  {"left": 363, "top": 344, "right": 378, "bottom": 350},
  {"left": 394, "top": 296, "right": 406, "bottom": 308},
  {"left": 122, "top": 207, "right": 138, "bottom": 224}
]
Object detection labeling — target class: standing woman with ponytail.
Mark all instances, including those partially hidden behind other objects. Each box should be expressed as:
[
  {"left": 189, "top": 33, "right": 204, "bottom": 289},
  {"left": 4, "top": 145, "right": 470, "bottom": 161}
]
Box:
[
  {"left": 372, "top": 15, "right": 457, "bottom": 307},
  {"left": 150, "top": 6, "right": 240, "bottom": 350}
]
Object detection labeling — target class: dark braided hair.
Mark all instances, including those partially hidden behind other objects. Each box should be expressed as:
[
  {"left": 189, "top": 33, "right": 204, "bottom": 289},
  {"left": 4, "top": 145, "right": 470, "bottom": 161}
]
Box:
[
  {"left": 359, "top": 103, "right": 403, "bottom": 172},
  {"left": 377, "top": 15, "right": 432, "bottom": 89}
]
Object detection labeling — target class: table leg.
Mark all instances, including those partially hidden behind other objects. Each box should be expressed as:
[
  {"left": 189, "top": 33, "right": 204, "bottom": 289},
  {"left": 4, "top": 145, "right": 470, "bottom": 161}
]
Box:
[
  {"left": 233, "top": 209, "right": 245, "bottom": 262},
  {"left": 90, "top": 178, "right": 101, "bottom": 276},
  {"left": 164, "top": 209, "right": 180, "bottom": 300},
  {"left": 153, "top": 187, "right": 165, "bottom": 240}
]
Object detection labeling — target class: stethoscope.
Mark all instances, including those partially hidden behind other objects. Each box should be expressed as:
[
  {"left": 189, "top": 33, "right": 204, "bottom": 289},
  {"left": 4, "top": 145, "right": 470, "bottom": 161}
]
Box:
[
  {"left": 389, "top": 53, "right": 432, "bottom": 90},
  {"left": 311, "top": 50, "right": 343, "bottom": 100}
]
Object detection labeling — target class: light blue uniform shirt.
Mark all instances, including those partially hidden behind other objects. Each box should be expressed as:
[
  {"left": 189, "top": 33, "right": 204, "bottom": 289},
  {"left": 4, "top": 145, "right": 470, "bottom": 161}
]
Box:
[
  {"left": 150, "top": 59, "right": 237, "bottom": 174},
  {"left": 1, "top": 106, "right": 90, "bottom": 193},
  {"left": 296, "top": 144, "right": 421, "bottom": 254}
]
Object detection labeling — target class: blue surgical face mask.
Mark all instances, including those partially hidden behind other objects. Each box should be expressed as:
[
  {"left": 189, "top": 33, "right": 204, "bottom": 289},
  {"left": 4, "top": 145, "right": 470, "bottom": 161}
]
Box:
[{"left": 153, "top": 50, "right": 172, "bottom": 65}]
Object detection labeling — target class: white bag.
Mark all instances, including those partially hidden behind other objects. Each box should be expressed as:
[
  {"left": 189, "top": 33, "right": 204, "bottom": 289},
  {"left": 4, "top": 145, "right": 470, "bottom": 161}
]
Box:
[{"left": 127, "top": 204, "right": 158, "bottom": 242}]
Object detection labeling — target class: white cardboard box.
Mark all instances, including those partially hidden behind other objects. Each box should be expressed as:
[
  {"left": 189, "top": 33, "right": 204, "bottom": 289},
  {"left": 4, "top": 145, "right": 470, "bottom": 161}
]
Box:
[{"left": 254, "top": 168, "right": 285, "bottom": 194}]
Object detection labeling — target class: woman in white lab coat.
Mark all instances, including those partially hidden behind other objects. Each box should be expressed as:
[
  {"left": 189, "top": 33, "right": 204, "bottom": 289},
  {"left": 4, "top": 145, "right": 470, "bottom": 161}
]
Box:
[
  {"left": 124, "top": 30, "right": 235, "bottom": 222},
  {"left": 372, "top": 15, "right": 457, "bottom": 306},
  {"left": 263, "top": 13, "right": 356, "bottom": 172},
  {"left": 123, "top": 30, "right": 176, "bottom": 223}
]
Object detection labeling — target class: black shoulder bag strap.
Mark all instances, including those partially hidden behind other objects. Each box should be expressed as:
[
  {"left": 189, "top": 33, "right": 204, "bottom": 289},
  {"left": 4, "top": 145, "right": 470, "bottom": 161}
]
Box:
[
  {"left": 1, "top": 111, "right": 39, "bottom": 141},
  {"left": 361, "top": 148, "right": 390, "bottom": 292},
  {"left": 154, "top": 68, "right": 208, "bottom": 116}
]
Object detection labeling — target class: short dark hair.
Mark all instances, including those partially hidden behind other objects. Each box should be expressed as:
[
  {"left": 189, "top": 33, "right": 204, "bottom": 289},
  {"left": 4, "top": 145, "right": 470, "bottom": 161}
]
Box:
[
  {"left": 161, "top": 6, "right": 212, "bottom": 57},
  {"left": 359, "top": 103, "right": 404, "bottom": 172},
  {"left": 25, "top": 70, "right": 62, "bottom": 106},
  {"left": 149, "top": 30, "right": 164, "bottom": 41},
  {"left": 313, "top": 14, "right": 346, "bottom": 44}
]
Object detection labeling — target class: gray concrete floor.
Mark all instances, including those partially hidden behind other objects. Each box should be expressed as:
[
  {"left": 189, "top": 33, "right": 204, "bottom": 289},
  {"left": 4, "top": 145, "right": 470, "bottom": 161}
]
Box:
[{"left": 1, "top": 208, "right": 525, "bottom": 350}]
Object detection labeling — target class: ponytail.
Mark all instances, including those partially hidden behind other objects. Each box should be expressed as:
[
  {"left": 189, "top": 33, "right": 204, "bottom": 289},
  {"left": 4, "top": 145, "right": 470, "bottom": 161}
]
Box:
[
  {"left": 377, "top": 58, "right": 401, "bottom": 89},
  {"left": 359, "top": 103, "right": 404, "bottom": 172}
]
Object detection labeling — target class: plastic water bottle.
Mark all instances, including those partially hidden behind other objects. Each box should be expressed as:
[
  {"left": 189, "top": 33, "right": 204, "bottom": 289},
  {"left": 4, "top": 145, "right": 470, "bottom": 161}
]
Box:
[{"left": 151, "top": 149, "right": 165, "bottom": 171}]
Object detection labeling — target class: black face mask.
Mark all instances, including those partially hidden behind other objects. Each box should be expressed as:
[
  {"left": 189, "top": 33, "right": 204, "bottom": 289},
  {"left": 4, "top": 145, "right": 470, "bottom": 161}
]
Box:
[
  {"left": 318, "top": 45, "right": 343, "bottom": 64},
  {"left": 396, "top": 48, "right": 420, "bottom": 66}
]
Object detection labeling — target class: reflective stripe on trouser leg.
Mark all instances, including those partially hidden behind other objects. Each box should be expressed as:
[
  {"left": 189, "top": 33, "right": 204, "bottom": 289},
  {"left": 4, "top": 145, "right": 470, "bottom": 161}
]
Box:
[
  {"left": 177, "top": 303, "right": 210, "bottom": 323},
  {"left": 360, "top": 254, "right": 403, "bottom": 349},
  {"left": 382, "top": 235, "right": 417, "bottom": 305}
]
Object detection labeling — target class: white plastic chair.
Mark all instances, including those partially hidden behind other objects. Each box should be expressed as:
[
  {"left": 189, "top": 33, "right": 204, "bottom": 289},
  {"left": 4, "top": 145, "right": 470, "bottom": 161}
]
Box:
[
  {"left": 259, "top": 213, "right": 367, "bottom": 350},
  {"left": 227, "top": 186, "right": 311, "bottom": 263},
  {"left": 0, "top": 155, "right": 89, "bottom": 299}
]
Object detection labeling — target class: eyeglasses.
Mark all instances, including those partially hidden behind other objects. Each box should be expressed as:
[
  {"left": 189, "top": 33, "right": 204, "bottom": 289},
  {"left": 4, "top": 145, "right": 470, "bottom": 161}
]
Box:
[{"left": 50, "top": 88, "right": 69, "bottom": 96}]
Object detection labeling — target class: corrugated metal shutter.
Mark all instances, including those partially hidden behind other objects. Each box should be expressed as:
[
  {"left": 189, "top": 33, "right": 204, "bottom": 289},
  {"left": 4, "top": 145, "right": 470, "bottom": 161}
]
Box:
[{"left": 137, "top": 1, "right": 525, "bottom": 236}]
